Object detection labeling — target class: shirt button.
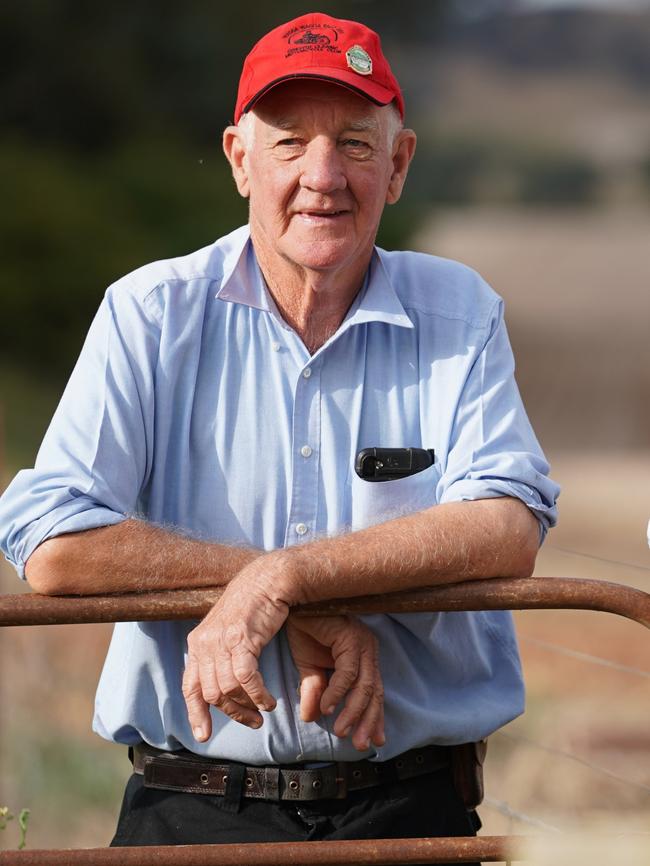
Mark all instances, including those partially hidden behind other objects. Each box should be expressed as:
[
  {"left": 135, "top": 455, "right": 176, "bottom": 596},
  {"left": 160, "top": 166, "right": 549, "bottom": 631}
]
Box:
[
  {"left": 300, "top": 445, "right": 312, "bottom": 458},
  {"left": 271, "top": 341, "right": 281, "bottom": 352},
  {"left": 295, "top": 523, "right": 309, "bottom": 536},
  {"left": 302, "top": 368, "right": 312, "bottom": 379}
]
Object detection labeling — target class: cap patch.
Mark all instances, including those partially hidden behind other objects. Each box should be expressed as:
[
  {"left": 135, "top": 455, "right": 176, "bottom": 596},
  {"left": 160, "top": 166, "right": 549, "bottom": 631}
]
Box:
[
  {"left": 346, "top": 45, "right": 373, "bottom": 76},
  {"left": 283, "top": 23, "right": 343, "bottom": 58}
]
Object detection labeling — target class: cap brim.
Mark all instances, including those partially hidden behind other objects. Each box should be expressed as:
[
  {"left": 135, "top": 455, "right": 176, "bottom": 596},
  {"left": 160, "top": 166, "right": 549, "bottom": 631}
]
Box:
[{"left": 240, "top": 71, "right": 396, "bottom": 119}]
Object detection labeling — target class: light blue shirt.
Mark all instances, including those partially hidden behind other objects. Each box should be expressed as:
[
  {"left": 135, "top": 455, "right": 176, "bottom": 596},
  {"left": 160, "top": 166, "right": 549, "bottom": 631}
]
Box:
[{"left": 0, "top": 225, "right": 559, "bottom": 764}]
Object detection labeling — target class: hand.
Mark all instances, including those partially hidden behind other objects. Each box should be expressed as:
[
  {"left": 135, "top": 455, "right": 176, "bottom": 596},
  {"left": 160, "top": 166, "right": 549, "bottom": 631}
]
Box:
[
  {"left": 182, "top": 556, "right": 290, "bottom": 742},
  {"left": 286, "top": 613, "right": 385, "bottom": 752}
]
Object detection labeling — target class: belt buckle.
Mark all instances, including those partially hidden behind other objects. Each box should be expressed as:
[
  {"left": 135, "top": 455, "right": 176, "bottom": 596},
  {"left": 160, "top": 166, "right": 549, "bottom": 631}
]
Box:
[{"left": 334, "top": 762, "right": 348, "bottom": 799}]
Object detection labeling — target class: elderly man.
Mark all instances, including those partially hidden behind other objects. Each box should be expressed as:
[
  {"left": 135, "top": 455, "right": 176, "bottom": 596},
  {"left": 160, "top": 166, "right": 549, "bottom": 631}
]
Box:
[{"left": 0, "top": 11, "right": 558, "bottom": 854}]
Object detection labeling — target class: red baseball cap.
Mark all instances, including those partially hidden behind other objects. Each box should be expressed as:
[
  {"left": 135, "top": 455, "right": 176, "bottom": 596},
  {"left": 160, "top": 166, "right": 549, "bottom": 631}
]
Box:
[{"left": 234, "top": 12, "right": 404, "bottom": 123}]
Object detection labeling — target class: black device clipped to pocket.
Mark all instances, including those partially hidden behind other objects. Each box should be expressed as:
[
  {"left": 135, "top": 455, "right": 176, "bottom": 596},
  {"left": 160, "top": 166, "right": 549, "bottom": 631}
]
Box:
[{"left": 355, "top": 447, "right": 435, "bottom": 482}]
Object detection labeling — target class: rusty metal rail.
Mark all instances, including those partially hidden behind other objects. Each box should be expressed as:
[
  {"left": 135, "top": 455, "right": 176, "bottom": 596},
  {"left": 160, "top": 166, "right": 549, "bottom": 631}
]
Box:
[
  {"left": 0, "top": 835, "right": 521, "bottom": 865},
  {"left": 1, "top": 576, "right": 648, "bottom": 864},
  {"left": 1, "top": 576, "right": 649, "bottom": 628}
]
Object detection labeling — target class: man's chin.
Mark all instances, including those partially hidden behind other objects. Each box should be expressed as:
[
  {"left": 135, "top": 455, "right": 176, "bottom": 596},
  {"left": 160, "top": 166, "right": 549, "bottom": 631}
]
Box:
[{"left": 280, "top": 232, "right": 369, "bottom": 274}]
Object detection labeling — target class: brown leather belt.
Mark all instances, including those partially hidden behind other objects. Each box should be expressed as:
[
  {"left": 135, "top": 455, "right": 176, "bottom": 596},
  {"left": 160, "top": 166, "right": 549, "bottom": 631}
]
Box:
[{"left": 132, "top": 742, "right": 452, "bottom": 801}]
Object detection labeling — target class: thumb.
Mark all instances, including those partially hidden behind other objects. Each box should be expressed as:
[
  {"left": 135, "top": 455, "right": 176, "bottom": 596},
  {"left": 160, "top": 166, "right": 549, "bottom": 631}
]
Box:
[
  {"left": 182, "top": 654, "right": 213, "bottom": 743},
  {"left": 297, "top": 668, "right": 328, "bottom": 722}
]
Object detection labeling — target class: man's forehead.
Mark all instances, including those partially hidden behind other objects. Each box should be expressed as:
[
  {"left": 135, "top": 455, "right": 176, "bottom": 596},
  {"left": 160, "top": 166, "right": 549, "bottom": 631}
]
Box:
[
  {"left": 251, "top": 79, "right": 385, "bottom": 128},
  {"left": 266, "top": 114, "right": 382, "bottom": 133}
]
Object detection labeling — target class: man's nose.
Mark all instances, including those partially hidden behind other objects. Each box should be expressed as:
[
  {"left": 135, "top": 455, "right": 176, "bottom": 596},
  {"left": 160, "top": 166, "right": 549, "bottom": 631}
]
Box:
[{"left": 299, "top": 138, "right": 347, "bottom": 193}]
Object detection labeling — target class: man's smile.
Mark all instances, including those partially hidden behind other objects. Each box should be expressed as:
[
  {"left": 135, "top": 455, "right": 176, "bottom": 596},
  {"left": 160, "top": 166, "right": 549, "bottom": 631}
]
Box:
[{"left": 293, "top": 208, "right": 351, "bottom": 224}]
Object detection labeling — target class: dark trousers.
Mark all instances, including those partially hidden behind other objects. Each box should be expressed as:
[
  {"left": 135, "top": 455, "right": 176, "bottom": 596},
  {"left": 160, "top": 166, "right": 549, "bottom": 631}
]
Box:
[{"left": 111, "top": 764, "right": 481, "bottom": 866}]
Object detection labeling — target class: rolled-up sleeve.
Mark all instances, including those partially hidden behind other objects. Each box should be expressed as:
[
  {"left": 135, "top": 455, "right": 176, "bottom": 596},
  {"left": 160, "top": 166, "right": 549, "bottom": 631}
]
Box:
[
  {"left": 438, "top": 298, "right": 559, "bottom": 538},
  {"left": 0, "top": 283, "right": 159, "bottom": 579}
]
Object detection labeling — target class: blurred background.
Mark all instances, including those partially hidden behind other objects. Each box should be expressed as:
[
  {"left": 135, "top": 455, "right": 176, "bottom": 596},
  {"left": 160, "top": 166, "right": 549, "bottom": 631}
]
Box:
[{"left": 1, "top": 0, "right": 648, "bottom": 856}]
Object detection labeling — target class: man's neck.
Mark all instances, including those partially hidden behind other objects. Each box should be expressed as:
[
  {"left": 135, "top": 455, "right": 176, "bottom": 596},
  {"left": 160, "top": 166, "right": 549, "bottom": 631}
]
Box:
[{"left": 250, "top": 236, "right": 372, "bottom": 355}]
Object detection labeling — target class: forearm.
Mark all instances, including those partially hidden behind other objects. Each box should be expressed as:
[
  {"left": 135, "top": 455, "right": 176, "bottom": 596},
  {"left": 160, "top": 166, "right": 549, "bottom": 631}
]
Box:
[
  {"left": 24, "top": 518, "right": 260, "bottom": 596},
  {"left": 278, "top": 497, "right": 540, "bottom": 606}
]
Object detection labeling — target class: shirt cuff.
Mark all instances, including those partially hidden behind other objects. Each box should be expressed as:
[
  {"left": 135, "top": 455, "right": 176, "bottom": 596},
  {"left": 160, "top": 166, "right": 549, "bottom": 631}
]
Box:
[
  {"left": 9, "top": 504, "right": 127, "bottom": 580},
  {"left": 439, "top": 478, "right": 558, "bottom": 543}
]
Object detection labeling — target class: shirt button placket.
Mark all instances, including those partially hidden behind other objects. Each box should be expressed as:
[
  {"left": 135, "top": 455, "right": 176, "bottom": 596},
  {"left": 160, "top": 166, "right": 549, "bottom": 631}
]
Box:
[{"left": 285, "top": 361, "right": 320, "bottom": 547}]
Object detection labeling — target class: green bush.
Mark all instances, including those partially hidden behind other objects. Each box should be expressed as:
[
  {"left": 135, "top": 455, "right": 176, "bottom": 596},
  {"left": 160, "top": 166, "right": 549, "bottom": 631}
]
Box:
[
  {"left": 515, "top": 151, "right": 599, "bottom": 205},
  {"left": 0, "top": 137, "right": 247, "bottom": 381},
  {"left": 411, "top": 132, "right": 600, "bottom": 207},
  {"left": 641, "top": 155, "right": 650, "bottom": 193}
]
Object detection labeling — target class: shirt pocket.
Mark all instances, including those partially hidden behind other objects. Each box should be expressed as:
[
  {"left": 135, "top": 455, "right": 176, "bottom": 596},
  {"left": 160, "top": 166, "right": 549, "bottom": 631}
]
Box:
[{"left": 349, "top": 462, "right": 442, "bottom": 532}]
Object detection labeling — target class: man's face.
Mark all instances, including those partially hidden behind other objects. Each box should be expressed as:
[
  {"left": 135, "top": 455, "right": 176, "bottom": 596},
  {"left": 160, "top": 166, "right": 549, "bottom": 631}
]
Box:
[{"left": 224, "top": 80, "right": 415, "bottom": 279}]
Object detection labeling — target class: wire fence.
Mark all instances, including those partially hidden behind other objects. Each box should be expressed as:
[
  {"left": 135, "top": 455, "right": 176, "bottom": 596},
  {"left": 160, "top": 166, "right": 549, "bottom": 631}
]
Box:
[
  {"left": 546, "top": 543, "right": 650, "bottom": 573},
  {"left": 495, "top": 731, "right": 650, "bottom": 796},
  {"left": 517, "top": 634, "right": 650, "bottom": 679}
]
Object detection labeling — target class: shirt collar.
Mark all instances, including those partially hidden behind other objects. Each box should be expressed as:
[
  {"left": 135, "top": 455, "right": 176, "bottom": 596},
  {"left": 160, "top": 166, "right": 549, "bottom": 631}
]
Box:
[
  {"left": 215, "top": 227, "right": 272, "bottom": 312},
  {"left": 215, "top": 225, "right": 413, "bottom": 332}
]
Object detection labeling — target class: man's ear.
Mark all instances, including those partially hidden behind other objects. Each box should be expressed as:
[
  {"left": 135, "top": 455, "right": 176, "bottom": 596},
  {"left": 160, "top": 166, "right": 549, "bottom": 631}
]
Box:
[
  {"left": 223, "top": 126, "right": 250, "bottom": 199},
  {"left": 386, "top": 129, "right": 417, "bottom": 206}
]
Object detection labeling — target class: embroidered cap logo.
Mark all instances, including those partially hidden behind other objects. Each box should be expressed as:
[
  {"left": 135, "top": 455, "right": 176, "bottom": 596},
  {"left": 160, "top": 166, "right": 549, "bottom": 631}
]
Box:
[{"left": 346, "top": 45, "right": 373, "bottom": 76}]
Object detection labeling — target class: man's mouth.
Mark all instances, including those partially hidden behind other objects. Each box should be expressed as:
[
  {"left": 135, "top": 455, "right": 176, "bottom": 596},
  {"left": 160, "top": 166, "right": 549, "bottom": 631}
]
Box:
[{"left": 295, "top": 210, "right": 349, "bottom": 221}]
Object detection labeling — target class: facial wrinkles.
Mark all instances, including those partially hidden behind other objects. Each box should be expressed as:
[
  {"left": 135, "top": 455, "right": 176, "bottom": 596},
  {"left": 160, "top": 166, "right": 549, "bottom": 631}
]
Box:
[
  {"left": 239, "top": 81, "right": 402, "bottom": 308},
  {"left": 257, "top": 116, "right": 387, "bottom": 229}
]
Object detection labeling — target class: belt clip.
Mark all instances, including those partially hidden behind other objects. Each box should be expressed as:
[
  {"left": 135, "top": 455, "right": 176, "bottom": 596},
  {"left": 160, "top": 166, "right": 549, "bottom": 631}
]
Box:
[{"left": 334, "top": 762, "right": 348, "bottom": 799}]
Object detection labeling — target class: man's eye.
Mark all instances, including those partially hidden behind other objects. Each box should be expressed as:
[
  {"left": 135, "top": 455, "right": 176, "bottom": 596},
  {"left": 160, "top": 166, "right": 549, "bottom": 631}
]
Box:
[
  {"left": 277, "top": 138, "right": 301, "bottom": 147},
  {"left": 341, "top": 139, "right": 372, "bottom": 154}
]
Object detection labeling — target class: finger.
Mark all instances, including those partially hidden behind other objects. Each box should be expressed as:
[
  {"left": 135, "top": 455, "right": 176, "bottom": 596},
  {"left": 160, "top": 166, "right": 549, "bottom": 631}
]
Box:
[
  {"left": 371, "top": 695, "right": 386, "bottom": 748},
  {"left": 350, "top": 638, "right": 385, "bottom": 750},
  {"left": 332, "top": 644, "right": 378, "bottom": 742},
  {"left": 182, "top": 653, "right": 212, "bottom": 742},
  {"left": 206, "top": 651, "right": 265, "bottom": 728},
  {"left": 319, "top": 650, "right": 359, "bottom": 717},
  {"left": 224, "top": 643, "right": 277, "bottom": 713},
  {"left": 351, "top": 680, "right": 385, "bottom": 751},
  {"left": 211, "top": 693, "right": 265, "bottom": 728},
  {"left": 298, "top": 669, "right": 329, "bottom": 722},
  {"left": 332, "top": 680, "right": 373, "bottom": 742},
  {"left": 213, "top": 656, "right": 261, "bottom": 711}
]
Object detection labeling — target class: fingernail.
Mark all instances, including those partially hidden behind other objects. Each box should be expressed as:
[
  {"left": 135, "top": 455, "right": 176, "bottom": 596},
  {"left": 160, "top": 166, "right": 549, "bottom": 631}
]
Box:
[
  {"left": 250, "top": 719, "right": 262, "bottom": 729},
  {"left": 363, "top": 738, "right": 371, "bottom": 750},
  {"left": 326, "top": 705, "right": 335, "bottom": 716},
  {"left": 341, "top": 726, "right": 351, "bottom": 738},
  {"left": 193, "top": 726, "right": 206, "bottom": 740}
]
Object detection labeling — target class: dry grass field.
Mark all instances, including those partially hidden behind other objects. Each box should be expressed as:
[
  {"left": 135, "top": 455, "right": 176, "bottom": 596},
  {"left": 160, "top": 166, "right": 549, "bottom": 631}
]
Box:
[{"left": 1, "top": 205, "right": 649, "bottom": 859}]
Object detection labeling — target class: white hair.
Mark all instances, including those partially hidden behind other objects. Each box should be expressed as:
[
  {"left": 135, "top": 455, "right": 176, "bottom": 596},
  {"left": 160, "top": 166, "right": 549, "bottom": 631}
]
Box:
[
  {"left": 237, "top": 111, "right": 255, "bottom": 149},
  {"left": 385, "top": 102, "right": 404, "bottom": 149}
]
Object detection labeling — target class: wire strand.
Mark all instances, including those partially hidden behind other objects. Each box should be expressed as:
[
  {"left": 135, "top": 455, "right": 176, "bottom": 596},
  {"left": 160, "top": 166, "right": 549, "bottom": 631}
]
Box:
[
  {"left": 497, "top": 731, "right": 650, "bottom": 795},
  {"left": 483, "top": 796, "right": 563, "bottom": 833},
  {"left": 546, "top": 544, "right": 650, "bottom": 573},
  {"left": 518, "top": 634, "right": 650, "bottom": 679}
]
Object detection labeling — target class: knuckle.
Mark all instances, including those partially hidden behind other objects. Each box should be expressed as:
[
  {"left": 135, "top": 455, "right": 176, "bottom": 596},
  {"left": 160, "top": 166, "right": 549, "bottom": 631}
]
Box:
[
  {"left": 181, "top": 679, "right": 200, "bottom": 700},
  {"left": 333, "top": 669, "right": 356, "bottom": 690},
  {"left": 221, "top": 681, "right": 243, "bottom": 699},
  {"left": 231, "top": 709, "right": 255, "bottom": 726},
  {"left": 224, "top": 624, "right": 246, "bottom": 649},
  {"left": 202, "top": 688, "right": 223, "bottom": 706},
  {"left": 359, "top": 682, "right": 375, "bottom": 700},
  {"left": 232, "top": 660, "right": 260, "bottom": 689}
]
